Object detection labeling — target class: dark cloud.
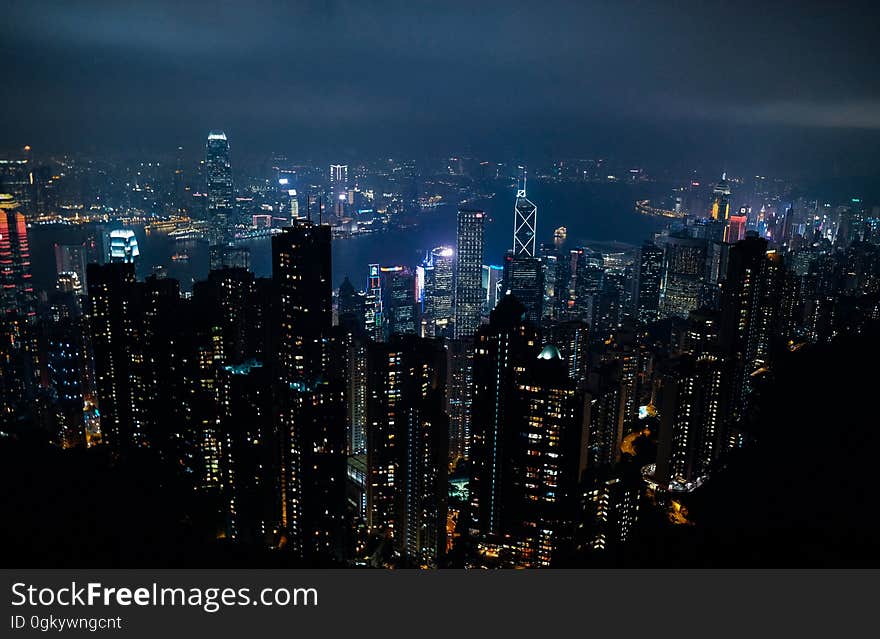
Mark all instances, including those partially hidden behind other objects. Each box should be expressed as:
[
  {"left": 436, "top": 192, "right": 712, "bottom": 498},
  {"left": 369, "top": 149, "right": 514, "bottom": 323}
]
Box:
[{"left": 2, "top": 0, "right": 879, "bottom": 172}]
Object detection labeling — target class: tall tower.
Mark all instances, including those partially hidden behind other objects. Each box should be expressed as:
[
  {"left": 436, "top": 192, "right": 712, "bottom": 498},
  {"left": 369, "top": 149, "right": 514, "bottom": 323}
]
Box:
[
  {"left": 206, "top": 130, "right": 233, "bottom": 245},
  {"left": 272, "top": 221, "right": 332, "bottom": 384},
  {"left": 512, "top": 345, "right": 587, "bottom": 566},
  {"left": 501, "top": 252, "right": 544, "bottom": 323},
  {"left": 86, "top": 262, "right": 139, "bottom": 451},
  {"left": 0, "top": 196, "right": 38, "bottom": 423},
  {"left": 422, "top": 246, "right": 455, "bottom": 336},
  {"left": 719, "top": 234, "right": 783, "bottom": 438},
  {"left": 329, "top": 164, "right": 348, "bottom": 188},
  {"left": 653, "top": 354, "right": 725, "bottom": 493},
  {"left": 381, "top": 266, "right": 418, "bottom": 338},
  {"left": 636, "top": 240, "right": 664, "bottom": 323},
  {"left": 366, "top": 335, "right": 448, "bottom": 566},
  {"left": 454, "top": 208, "right": 485, "bottom": 339},
  {"left": 660, "top": 235, "right": 708, "bottom": 319},
  {"left": 0, "top": 197, "right": 36, "bottom": 322},
  {"left": 710, "top": 173, "right": 731, "bottom": 221},
  {"left": 470, "top": 296, "right": 540, "bottom": 538},
  {"left": 513, "top": 167, "right": 537, "bottom": 257},
  {"left": 272, "top": 220, "right": 346, "bottom": 560}
]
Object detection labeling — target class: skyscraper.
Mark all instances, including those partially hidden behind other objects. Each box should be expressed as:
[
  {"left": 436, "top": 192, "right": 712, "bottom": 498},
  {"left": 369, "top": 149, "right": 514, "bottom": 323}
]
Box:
[
  {"left": 651, "top": 354, "right": 724, "bottom": 493},
  {"left": 720, "top": 234, "right": 784, "bottom": 435},
  {"left": 513, "top": 168, "right": 538, "bottom": 257},
  {"left": 272, "top": 221, "right": 332, "bottom": 384},
  {"left": 470, "top": 296, "right": 540, "bottom": 539},
  {"left": 501, "top": 253, "right": 544, "bottom": 324},
  {"left": 725, "top": 206, "right": 748, "bottom": 243},
  {"left": 366, "top": 335, "right": 448, "bottom": 566},
  {"left": 454, "top": 208, "right": 485, "bottom": 339},
  {"left": 54, "top": 242, "right": 88, "bottom": 294},
  {"left": 0, "top": 197, "right": 38, "bottom": 425},
  {"left": 710, "top": 173, "right": 731, "bottom": 221},
  {"left": 0, "top": 198, "right": 36, "bottom": 322},
  {"left": 446, "top": 337, "right": 473, "bottom": 461},
  {"left": 329, "top": 164, "right": 348, "bottom": 188},
  {"left": 660, "top": 235, "right": 707, "bottom": 319},
  {"left": 365, "top": 264, "right": 384, "bottom": 342},
  {"left": 108, "top": 229, "right": 140, "bottom": 264},
  {"left": 338, "top": 276, "right": 367, "bottom": 336},
  {"left": 482, "top": 264, "right": 504, "bottom": 313},
  {"left": 206, "top": 130, "right": 233, "bottom": 245},
  {"left": 422, "top": 246, "right": 455, "bottom": 336},
  {"left": 272, "top": 220, "right": 346, "bottom": 559},
  {"left": 636, "top": 240, "right": 663, "bottom": 323},
  {"left": 381, "top": 266, "right": 418, "bottom": 338},
  {"left": 548, "top": 319, "right": 590, "bottom": 386},
  {"left": 86, "top": 262, "right": 139, "bottom": 451},
  {"left": 511, "top": 345, "right": 587, "bottom": 566}
]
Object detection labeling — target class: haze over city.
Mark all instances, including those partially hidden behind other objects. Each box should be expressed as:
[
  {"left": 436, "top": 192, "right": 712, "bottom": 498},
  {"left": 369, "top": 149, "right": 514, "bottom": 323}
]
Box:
[{"left": 3, "top": 1, "right": 880, "bottom": 175}]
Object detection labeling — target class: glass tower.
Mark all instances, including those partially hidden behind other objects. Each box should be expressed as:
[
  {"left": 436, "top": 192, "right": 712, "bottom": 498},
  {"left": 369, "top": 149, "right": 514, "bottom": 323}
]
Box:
[
  {"left": 454, "top": 209, "right": 485, "bottom": 339},
  {"left": 206, "top": 130, "right": 233, "bottom": 245}
]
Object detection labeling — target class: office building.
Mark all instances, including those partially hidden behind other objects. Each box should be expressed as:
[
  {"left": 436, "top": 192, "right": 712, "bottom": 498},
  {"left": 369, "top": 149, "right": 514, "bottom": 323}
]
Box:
[
  {"left": 206, "top": 130, "right": 234, "bottom": 245},
  {"left": 636, "top": 241, "right": 663, "bottom": 323},
  {"left": 454, "top": 209, "right": 485, "bottom": 338}
]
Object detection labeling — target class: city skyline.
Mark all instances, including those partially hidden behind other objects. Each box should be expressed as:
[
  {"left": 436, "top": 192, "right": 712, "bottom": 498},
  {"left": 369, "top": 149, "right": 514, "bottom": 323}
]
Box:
[{"left": 3, "top": 1, "right": 880, "bottom": 571}]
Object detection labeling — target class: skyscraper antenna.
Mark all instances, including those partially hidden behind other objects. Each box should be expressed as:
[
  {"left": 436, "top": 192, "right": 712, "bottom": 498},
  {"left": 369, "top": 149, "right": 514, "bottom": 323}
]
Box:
[{"left": 513, "top": 165, "right": 537, "bottom": 257}]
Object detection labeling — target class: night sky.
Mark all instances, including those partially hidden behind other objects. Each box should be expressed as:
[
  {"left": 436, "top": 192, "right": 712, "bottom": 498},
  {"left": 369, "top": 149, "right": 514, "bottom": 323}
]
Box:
[{"left": 4, "top": 0, "right": 880, "bottom": 173}]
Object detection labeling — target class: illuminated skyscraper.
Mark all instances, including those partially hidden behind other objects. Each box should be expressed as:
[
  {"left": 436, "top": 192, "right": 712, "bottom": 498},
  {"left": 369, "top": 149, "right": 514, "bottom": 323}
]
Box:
[
  {"left": 512, "top": 345, "right": 587, "bottom": 566},
  {"left": 446, "top": 337, "right": 473, "bottom": 461},
  {"left": 725, "top": 206, "right": 748, "bottom": 243},
  {"left": 710, "top": 173, "right": 731, "bottom": 221},
  {"left": 482, "top": 264, "right": 504, "bottom": 312},
  {"left": 272, "top": 220, "right": 346, "bottom": 559},
  {"left": 513, "top": 167, "right": 538, "bottom": 257},
  {"left": 470, "top": 296, "right": 540, "bottom": 539},
  {"left": 108, "top": 229, "right": 140, "bottom": 264},
  {"left": 0, "top": 197, "right": 38, "bottom": 424},
  {"left": 365, "top": 264, "right": 384, "bottom": 342},
  {"left": 502, "top": 252, "right": 544, "bottom": 324},
  {"left": 272, "top": 221, "right": 332, "bottom": 384},
  {"left": 650, "top": 354, "right": 724, "bottom": 493},
  {"left": 381, "top": 266, "right": 418, "bottom": 338},
  {"left": 454, "top": 208, "right": 485, "bottom": 338},
  {"left": 660, "top": 235, "right": 707, "bottom": 319},
  {"left": 548, "top": 319, "right": 590, "bottom": 386},
  {"left": 329, "top": 164, "right": 348, "bottom": 188},
  {"left": 636, "top": 240, "right": 663, "bottom": 323},
  {"left": 720, "top": 234, "right": 784, "bottom": 436},
  {"left": 44, "top": 292, "right": 88, "bottom": 448},
  {"left": 86, "top": 262, "right": 139, "bottom": 450},
  {"left": 583, "top": 361, "right": 625, "bottom": 469},
  {"left": 54, "top": 242, "right": 88, "bottom": 293},
  {"left": 421, "top": 246, "right": 455, "bottom": 336},
  {"left": 572, "top": 248, "right": 604, "bottom": 323},
  {"left": 0, "top": 198, "right": 36, "bottom": 322},
  {"left": 366, "top": 335, "right": 448, "bottom": 566},
  {"left": 206, "top": 130, "right": 233, "bottom": 245}
]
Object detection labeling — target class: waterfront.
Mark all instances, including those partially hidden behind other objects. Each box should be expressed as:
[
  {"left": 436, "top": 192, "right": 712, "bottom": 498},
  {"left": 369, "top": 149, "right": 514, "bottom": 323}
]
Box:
[{"left": 30, "top": 180, "right": 671, "bottom": 292}]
